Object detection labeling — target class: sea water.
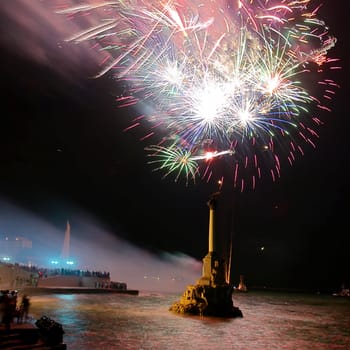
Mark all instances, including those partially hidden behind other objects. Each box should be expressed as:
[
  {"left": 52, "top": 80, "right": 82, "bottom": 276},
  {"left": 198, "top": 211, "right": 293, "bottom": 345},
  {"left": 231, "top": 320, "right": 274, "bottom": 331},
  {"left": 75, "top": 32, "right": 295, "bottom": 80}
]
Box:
[{"left": 28, "top": 291, "right": 350, "bottom": 350}]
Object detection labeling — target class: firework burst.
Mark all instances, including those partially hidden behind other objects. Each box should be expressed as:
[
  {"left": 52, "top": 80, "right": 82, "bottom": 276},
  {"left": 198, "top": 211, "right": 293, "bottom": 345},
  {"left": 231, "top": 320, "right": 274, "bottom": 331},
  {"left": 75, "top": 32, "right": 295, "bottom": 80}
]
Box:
[{"left": 55, "top": 0, "right": 340, "bottom": 190}]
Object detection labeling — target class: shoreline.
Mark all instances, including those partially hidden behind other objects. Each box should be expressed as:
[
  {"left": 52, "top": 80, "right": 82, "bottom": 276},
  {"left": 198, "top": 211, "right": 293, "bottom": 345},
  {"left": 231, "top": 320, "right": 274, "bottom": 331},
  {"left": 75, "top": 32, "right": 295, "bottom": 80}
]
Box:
[{"left": 20, "top": 286, "right": 139, "bottom": 296}]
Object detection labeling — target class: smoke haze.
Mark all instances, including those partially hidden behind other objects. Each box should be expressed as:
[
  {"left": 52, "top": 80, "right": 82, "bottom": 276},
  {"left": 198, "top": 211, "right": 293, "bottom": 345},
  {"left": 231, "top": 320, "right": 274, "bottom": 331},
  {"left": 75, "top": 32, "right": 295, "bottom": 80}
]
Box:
[{"left": 0, "top": 198, "right": 202, "bottom": 293}]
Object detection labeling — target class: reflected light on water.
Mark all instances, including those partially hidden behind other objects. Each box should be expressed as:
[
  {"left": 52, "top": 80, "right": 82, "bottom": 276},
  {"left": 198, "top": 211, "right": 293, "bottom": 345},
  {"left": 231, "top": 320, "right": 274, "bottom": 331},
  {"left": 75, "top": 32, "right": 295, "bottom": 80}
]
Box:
[{"left": 28, "top": 292, "right": 350, "bottom": 350}]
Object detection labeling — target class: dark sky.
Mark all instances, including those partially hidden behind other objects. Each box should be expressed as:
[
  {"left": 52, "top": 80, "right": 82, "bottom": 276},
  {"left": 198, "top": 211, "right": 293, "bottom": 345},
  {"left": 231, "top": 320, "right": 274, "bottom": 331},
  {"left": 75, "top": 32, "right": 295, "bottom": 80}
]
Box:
[{"left": 0, "top": 1, "right": 348, "bottom": 292}]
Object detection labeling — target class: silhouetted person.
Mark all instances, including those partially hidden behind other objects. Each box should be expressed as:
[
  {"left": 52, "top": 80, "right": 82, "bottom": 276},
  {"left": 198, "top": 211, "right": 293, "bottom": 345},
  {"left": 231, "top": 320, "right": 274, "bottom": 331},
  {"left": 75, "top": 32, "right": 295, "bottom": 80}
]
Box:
[
  {"left": 2, "top": 291, "right": 12, "bottom": 332},
  {"left": 20, "top": 294, "right": 30, "bottom": 322}
]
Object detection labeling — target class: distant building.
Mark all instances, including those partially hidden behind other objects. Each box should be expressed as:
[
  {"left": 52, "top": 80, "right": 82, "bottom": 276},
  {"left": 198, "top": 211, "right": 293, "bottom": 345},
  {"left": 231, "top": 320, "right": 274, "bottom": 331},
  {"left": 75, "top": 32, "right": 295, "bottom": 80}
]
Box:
[{"left": 0, "top": 235, "right": 33, "bottom": 263}]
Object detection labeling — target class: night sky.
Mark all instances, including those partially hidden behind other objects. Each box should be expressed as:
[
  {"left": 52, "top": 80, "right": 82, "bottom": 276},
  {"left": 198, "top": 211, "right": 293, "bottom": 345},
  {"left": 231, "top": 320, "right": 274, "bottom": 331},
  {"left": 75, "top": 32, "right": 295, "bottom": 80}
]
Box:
[{"left": 0, "top": 1, "right": 348, "bottom": 292}]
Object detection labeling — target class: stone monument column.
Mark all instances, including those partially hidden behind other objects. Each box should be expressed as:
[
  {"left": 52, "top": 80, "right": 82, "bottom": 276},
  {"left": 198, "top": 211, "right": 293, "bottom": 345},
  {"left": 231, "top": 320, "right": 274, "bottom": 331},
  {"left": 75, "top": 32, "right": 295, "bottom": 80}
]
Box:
[
  {"left": 169, "top": 191, "right": 243, "bottom": 317},
  {"left": 208, "top": 195, "right": 216, "bottom": 253},
  {"left": 197, "top": 192, "right": 226, "bottom": 286}
]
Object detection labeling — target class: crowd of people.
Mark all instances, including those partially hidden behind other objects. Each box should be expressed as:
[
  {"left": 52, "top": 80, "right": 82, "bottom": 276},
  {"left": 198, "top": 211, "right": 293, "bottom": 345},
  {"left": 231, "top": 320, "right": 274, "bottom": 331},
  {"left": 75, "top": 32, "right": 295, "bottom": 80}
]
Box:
[
  {"left": 1, "top": 261, "right": 110, "bottom": 277},
  {"left": 0, "top": 290, "right": 30, "bottom": 331},
  {"left": 37, "top": 268, "right": 110, "bottom": 279}
]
